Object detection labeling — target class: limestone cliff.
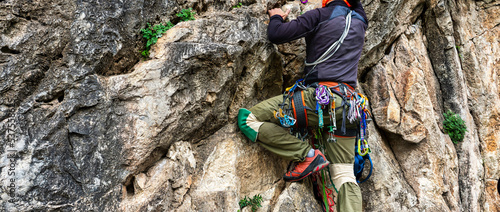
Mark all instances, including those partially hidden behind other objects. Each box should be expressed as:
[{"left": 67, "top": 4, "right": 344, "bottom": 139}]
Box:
[{"left": 0, "top": 0, "right": 498, "bottom": 211}]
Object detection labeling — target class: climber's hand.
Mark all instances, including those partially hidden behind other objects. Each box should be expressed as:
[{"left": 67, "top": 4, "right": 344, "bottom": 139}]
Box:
[{"left": 268, "top": 8, "right": 290, "bottom": 20}]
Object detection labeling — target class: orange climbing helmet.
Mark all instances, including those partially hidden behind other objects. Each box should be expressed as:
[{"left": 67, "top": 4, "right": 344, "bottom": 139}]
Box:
[{"left": 322, "top": 0, "right": 354, "bottom": 8}]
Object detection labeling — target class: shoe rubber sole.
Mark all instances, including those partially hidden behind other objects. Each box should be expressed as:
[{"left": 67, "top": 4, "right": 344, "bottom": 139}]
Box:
[{"left": 285, "top": 160, "right": 330, "bottom": 182}]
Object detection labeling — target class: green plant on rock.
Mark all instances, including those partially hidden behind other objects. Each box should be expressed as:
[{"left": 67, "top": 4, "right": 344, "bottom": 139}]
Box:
[
  {"left": 443, "top": 110, "right": 467, "bottom": 144},
  {"left": 177, "top": 8, "right": 196, "bottom": 22},
  {"left": 140, "top": 21, "right": 174, "bottom": 57},
  {"left": 233, "top": 2, "right": 243, "bottom": 8},
  {"left": 456, "top": 45, "right": 463, "bottom": 59},
  {"left": 140, "top": 8, "right": 197, "bottom": 58},
  {"left": 238, "top": 194, "right": 263, "bottom": 212}
]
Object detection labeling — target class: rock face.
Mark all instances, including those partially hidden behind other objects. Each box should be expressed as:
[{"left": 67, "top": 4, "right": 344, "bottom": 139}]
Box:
[{"left": 0, "top": 0, "right": 498, "bottom": 211}]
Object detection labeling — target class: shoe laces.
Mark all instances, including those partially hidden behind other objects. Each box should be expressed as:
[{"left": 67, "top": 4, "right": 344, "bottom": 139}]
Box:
[{"left": 286, "top": 161, "right": 301, "bottom": 175}]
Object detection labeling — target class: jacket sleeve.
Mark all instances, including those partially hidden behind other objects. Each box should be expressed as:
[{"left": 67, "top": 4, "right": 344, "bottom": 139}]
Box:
[{"left": 267, "top": 9, "right": 321, "bottom": 44}]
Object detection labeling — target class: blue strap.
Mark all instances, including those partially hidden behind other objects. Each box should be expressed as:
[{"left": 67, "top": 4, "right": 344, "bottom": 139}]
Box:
[{"left": 329, "top": 6, "right": 367, "bottom": 24}]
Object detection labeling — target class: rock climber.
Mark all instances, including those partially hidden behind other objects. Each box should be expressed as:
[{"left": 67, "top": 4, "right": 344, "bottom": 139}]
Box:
[{"left": 238, "top": 0, "right": 368, "bottom": 211}]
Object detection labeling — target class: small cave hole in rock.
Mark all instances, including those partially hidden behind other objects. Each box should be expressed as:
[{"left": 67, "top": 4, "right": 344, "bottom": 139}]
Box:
[
  {"left": 57, "top": 93, "right": 65, "bottom": 102},
  {"left": 126, "top": 176, "right": 135, "bottom": 196},
  {"left": 1, "top": 46, "right": 20, "bottom": 54},
  {"left": 241, "top": 66, "right": 248, "bottom": 77}
]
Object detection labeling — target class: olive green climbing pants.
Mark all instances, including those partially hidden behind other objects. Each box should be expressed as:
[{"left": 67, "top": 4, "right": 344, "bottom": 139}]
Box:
[{"left": 238, "top": 87, "right": 362, "bottom": 212}]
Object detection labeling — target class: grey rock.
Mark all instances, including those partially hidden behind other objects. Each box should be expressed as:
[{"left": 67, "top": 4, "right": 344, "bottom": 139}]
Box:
[{"left": 0, "top": 0, "right": 499, "bottom": 211}]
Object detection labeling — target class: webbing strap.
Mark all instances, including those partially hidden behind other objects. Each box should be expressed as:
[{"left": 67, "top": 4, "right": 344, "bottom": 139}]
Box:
[
  {"left": 334, "top": 128, "right": 357, "bottom": 137},
  {"left": 292, "top": 90, "right": 308, "bottom": 129}
]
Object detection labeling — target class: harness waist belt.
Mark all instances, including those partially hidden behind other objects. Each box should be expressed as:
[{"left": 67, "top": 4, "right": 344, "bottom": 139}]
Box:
[{"left": 319, "top": 81, "right": 355, "bottom": 95}]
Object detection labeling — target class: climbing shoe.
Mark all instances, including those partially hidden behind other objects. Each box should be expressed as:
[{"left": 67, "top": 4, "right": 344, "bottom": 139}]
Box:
[{"left": 283, "top": 149, "right": 330, "bottom": 182}]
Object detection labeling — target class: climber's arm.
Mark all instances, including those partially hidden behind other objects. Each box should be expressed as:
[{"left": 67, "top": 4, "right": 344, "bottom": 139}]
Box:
[{"left": 267, "top": 8, "right": 321, "bottom": 44}]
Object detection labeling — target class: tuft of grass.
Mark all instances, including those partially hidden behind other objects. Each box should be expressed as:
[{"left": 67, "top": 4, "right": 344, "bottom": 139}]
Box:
[
  {"left": 177, "top": 8, "right": 196, "bottom": 22},
  {"left": 239, "top": 194, "right": 263, "bottom": 212},
  {"left": 140, "top": 8, "right": 196, "bottom": 58},
  {"left": 455, "top": 45, "right": 463, "bottom": 59},
  {"left": 443, "top": 110, "right": 467, "bottom": 144},
  {"left": 140, "top": 22, "right": 174, "bottom": 57},
  {"left": 233, "top": 2, "right": 243, "bottom": 8}
]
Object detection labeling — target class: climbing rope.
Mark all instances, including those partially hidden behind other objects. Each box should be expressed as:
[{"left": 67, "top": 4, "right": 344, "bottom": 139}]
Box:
[
  {"left": 311, "top": 131, "right": 337, "bottom": 212},
  {"left": 305, "top": 11, "right": 351, "bottom": 66},
  {"left": 315, "top": 85, "right": 330, "bottom": 105}
]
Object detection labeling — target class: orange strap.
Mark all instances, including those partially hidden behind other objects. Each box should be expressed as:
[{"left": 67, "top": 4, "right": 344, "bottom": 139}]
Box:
[
  {"left": 318, "top": 81, "right": 355, "bottom": 91},
  {"left": 343, "top": 0, "right": 351, "bottom": 7}
]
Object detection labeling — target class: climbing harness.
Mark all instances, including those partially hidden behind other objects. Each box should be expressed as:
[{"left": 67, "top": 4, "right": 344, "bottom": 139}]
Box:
[
  {"left": 276, "top": 81, "right": 372, "bottom": 211},
  {"left": 292, "top": 90, "right": 309, "bottom": 130}
]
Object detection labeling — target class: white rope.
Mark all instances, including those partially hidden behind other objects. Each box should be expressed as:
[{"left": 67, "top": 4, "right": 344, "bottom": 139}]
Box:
[{"left": 305, "top": 11, "right": 352, "bottom": 67}]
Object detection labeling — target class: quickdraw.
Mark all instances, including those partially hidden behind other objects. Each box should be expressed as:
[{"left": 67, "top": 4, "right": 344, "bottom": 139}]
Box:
[
  {"left": 274, "top": 108, "right": 296, "bottom": 128},
  {"left": 348, "top": 93, "right": 371, "bottom": 156},
  {"left": 327, "top": 88, "right": 337, "bottom": 143},
  {"left": 277, "top": 79, "right": 311, "bottom": 139},
  {"left": 316, "top": 85, "right": 329, "bottom": 129}
]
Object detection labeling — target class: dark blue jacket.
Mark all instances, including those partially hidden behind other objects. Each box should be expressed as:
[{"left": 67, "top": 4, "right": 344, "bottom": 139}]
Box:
[{"left": 268, "top": 1, "right": 368, "bottom": 88}]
